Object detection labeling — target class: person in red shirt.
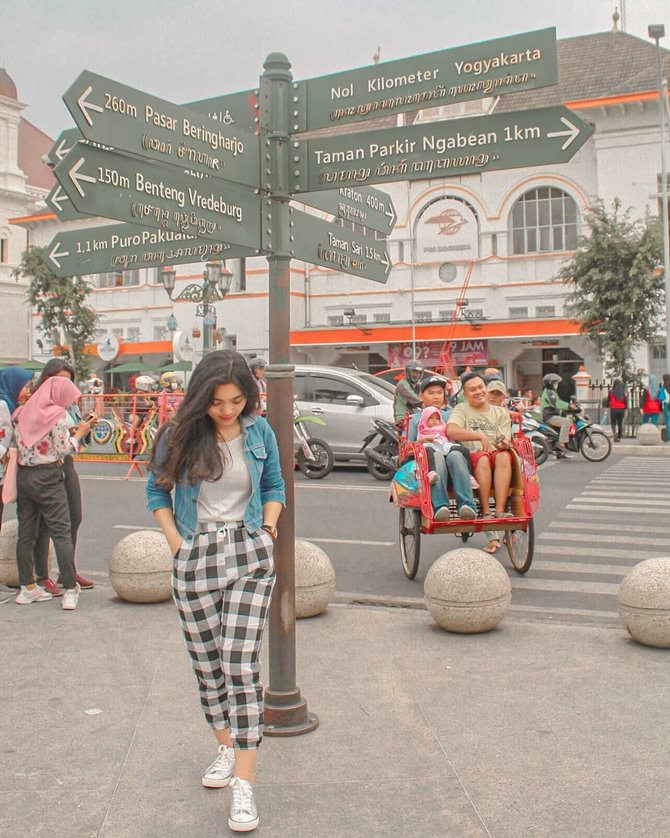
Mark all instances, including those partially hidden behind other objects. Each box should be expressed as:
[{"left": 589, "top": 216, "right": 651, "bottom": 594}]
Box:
[
  {"left": 607, "top": 379, "right": 627, "bottom": 442},
  {"left": 640, "top": 374, "right": 661, "bottom": 426}
]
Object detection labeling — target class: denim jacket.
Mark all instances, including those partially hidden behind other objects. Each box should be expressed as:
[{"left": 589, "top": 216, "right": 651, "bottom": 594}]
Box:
[{"left": 145, "top": 414, "right": 285, "bottom": 539}]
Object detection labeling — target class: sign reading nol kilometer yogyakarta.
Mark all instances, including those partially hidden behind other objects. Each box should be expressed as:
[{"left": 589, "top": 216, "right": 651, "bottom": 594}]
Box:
[{"left": 302, "top": 27, "right": 558, "bottom": 130}]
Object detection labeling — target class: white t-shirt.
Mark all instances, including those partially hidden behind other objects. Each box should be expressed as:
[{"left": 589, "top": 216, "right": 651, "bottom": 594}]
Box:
[{"left": 197, "top": 435, "right": 252, "bottom": 523}]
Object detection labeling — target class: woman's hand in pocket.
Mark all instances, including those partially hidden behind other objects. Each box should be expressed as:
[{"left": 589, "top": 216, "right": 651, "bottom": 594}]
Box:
[{"left": 168, "top": 533, "right": 184, "bottom": 555}]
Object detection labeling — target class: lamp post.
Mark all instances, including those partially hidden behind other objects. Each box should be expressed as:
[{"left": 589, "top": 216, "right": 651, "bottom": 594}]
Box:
[
  {"left": 648, "top": 24, "right": 670, "bottom": 366},
  {"left": 160, "top": 261, "right": 233, "bottom": 356}
]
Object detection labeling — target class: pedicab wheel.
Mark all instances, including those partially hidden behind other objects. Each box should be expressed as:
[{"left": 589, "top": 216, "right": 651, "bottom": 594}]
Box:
[
  {"left": 579, "top": 430, "right": 611, "bottom": 462},
  {"left": 505, "top": 518, "right": 534, "bottom": 575},
  {"left": 399, "top": 508, "right": 421, "bottom": 579}
]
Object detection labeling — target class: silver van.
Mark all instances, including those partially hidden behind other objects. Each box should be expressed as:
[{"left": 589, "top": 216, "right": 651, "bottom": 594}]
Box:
[{"left": 293, "top": 365, "right": 395, "bottom": 462}]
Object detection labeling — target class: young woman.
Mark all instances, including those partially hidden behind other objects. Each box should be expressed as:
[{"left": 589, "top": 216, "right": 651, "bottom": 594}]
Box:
[
  {"left": 0, "top": 367, "right": 33, "bottom": 604},
  {"left": 146, "top": 350, "right": 284, "bottom": 834},
  {"left": 14, "top": 377, "right": 91, "bottom": 608},
  {"left": 30, "top": 359, "right": 96, "bottom": 596},
  {"left": 607, "top": 379, "right": 627, "bottom": 442}
]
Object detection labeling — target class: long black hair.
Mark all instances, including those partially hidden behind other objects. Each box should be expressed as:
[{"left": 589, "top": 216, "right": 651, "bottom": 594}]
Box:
[
  {"left": 34, "top": 358, "right": 76, "bottom": 390},
  {"left": 151, "top": 350, "right": 259, "bottom": 486}
]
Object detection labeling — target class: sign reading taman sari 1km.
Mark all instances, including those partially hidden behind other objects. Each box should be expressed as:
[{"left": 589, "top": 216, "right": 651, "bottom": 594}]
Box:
[
  {"left": 300, "top": 105, "right": 594, "bottom": 192},
  {"left": 53, "top": 145, "right": 262, "bottom": 250},
  {"left": 63, "top": 71, "right": 260, "bottom": 188},
  {"left": 302, "top": 28, "right": 558, "bottom": 131}
]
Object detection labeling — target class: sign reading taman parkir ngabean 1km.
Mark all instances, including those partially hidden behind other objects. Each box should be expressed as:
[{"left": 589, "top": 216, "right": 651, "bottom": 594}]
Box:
[
  {"left": 53, "top": 144, "right": 261, "bottom": 250},
  {"left": 299, "top": 106, "right": 594, "bottom": 192},
  {"left": 301, "top": 28, "right": 557, "bottom": 131},
  {"left": 63, "top": 71, "right": 260, "bottom": 189}
]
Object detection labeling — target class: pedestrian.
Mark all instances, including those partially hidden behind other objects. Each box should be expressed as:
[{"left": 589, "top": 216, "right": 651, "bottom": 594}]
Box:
[
  {"left": 0, "top": 367, "right": 33, "bottom": 603},
  {"left": 249, "top": 357, "right": 267, "bottom": 416},
  {"left": 640, "top": 374, "right": 661, "bottom": 425},
  {"left": 146, "top": 350, "right": 284, "bottom": 833},
  {"left": 31, "top": 359, "right": 96, "bottom": 597},
  {"left": 607, "top": 379, "right": 627, "bottom": 442},
  {"left": 659, "top": 374, "right": 670, "bottom": 442},
  {"left": 13, "top": 377, "right": 91, "bottom": 608}
]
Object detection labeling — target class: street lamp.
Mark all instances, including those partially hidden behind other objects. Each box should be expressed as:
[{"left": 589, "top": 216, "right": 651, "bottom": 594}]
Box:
[
  {"left": 159, "top": 261, "right": 234, "bottom": 355},
  {"left": 648, "top": 24, "right": 670, "bottom": 366}
]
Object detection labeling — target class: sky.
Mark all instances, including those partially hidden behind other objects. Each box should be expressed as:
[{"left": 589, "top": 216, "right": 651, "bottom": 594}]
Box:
[{"left": 2, "top": 0, "right": 669, "bottom": 139}]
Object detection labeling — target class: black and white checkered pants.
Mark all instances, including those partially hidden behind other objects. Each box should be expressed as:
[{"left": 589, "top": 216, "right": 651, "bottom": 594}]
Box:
[{"left": 172, "top": 521, "right": 275, "bottom": 750}]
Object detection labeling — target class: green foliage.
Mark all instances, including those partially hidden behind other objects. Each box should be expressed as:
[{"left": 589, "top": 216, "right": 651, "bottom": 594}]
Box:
[
  {"left": 559, "top": 200, "right": 664, "bottom": 383},
  {"left": 13, "top": 246, "right": 98, "bottom": 381}
]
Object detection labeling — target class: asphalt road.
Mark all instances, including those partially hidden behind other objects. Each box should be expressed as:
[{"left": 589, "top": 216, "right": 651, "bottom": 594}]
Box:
[{"left": 8, "top": 451, "right": 667, "bottom": 626}]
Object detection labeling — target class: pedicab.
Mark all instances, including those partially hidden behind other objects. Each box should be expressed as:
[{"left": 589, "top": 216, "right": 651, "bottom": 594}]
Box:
[{"left": 390, "top": 418, "right": 539, "bottom": 579}]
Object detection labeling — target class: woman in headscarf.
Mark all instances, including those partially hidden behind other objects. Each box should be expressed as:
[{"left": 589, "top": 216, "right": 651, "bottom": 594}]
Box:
[
  {"left": 660, "top": 373, "right": 670, "bottom": 443},
  {"left": 640, "top": 374, "right": 661, "bottom": 426},
  {"left": 13, "top": 377, "right": 91, "bottom": 609},
  {"left": 607, "top": 379, "right": 627, "bottom": 442},
  {"left": 30, "top": 359, "right": 96, "bottom": 597},
  {"left": 0, "top": 367, "right": 33, "bottom": 603}
]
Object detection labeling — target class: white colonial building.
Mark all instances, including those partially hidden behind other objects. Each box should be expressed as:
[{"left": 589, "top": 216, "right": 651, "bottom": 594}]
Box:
[{"left": 9, "top": 26, "right": 670, "bottom": 393}]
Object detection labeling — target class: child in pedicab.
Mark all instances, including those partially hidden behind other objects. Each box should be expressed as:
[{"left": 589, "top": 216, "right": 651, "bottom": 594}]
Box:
[{"left": 416, "top": 405, "right": 479, "bottom": 491}]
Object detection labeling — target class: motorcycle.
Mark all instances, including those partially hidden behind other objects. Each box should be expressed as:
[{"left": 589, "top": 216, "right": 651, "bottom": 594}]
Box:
[
  {"left": 543, "top": 405, "right": 612, "bottom": 463},
  {"left": 294, "top": 405, "right": 335, "bottom": 479},
  {"left": 513, "top": 413, "right": 554, "bottom": 466},
  {"left": 360, "top": 417, "right": 399, "bottom": 481}
]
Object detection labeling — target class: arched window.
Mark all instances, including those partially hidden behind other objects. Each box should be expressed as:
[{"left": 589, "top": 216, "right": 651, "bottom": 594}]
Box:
[{"left": 510, "top": 187, "right": 578, "bottom": 254}]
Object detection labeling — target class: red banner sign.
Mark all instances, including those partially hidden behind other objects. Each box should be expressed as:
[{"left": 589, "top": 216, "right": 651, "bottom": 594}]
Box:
[{"left": 387, "top": 339, "right": 488, "bottom": 367}]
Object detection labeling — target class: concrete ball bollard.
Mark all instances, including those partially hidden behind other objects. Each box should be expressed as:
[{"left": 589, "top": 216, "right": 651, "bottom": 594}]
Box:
[
  {"left": 0, "top": 519, "right": 54, "bottom": 586},
  {"left": 637, "top": 423, "right": 661, "bottom": 445},
  {"left": 295, "top": 539, "right": 336, "bottom": 618},
  {"left": 108, "top": 531, "right": 173, "bottom": 603},
  {"left": 618, "top": 557, "right": 670, "bottom": 648},
  {"left": 424, "top": 547, "right": 511, "bottom": 634}
]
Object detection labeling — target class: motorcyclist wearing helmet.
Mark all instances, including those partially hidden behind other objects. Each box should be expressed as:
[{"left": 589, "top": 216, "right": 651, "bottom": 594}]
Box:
[
  {"left": 393, "top": 360, "right": 424, "bottom": 424},
  {"left": 249, "top": 357, "right": 267, "bottom": 416},
  {"left": 540, "top": 373, "right": 573, "bottom": 458}
]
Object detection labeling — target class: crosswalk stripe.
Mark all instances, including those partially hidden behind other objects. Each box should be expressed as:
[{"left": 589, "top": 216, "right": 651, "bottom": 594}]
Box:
[
  {"left": 548, "top": 521, "right": 668, "bottom": 535},
  {"left": 565, "top": 504, "right": 666, "bottom": 516},
  {"left": 539, "top": 532, "right": 668, "bottom": 547},
  {"left": 537, "top": 544, "right": 658, "bottom": 559},
  {"left": 532, "top": 560, "right": 632, "bottom": 575},
  {"left": 578, "top": 496, "right": 670, "bottom": 507},
  {"left": 510, "top": 578, "right": 619, "bottom": 594}
]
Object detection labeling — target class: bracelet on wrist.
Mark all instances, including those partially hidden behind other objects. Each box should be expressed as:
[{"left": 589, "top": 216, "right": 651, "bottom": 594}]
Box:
[{"left": 261, "top": 524, "right": 278, "bottom": 540}]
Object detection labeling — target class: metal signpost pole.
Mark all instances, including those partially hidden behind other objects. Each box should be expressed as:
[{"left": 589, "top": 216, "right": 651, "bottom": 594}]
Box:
[{"left": 261, "top": 52, "right": 318, "bottom": 736}]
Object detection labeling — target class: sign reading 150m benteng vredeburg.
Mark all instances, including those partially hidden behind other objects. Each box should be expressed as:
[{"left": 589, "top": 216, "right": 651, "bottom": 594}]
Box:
[
  {"left": 46, "top": 223, "right": 256, "bottom": 278},
  {"left": 53, "top": 144, "right": 262, "bottom": 250},
  {"left": 297, "top": 105, "right": 594, "bottom": 192},
  {"left": 302, "top": 27, "right": 558, "bottom": 130},
  {"left": 63, "top": 71, "right": 260, "bottom": 188}
]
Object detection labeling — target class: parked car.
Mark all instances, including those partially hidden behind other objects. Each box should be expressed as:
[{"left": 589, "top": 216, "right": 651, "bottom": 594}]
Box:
[{"left": 294, "top": 365, "right": 395, "bottom": 462}]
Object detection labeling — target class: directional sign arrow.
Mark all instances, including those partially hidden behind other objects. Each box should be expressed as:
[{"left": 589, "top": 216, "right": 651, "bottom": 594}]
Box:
[
  {"left": 290, "top": 209, "right": 392, "bottom": 284},
  {"left": 301, "top": 105, "right": 594, "bottom": 192},
  {"left": 47, "top": 128, "right": 84, "bottom": 166},
  {"left": 297, "top": 185, "right": 397, "bottom": 236},
  {"left": 45, "top": 182, "right": 89, "bottom": 221},
  {"left": 54, "top": 144, "right": 262, "bottom": 250},
  {"left": 63, "top": 70, "right": 261, "bottom": 188},
  {"left": 302, "top": 27, "right": 558, "bottom": 131},
  {"left": 45, "top": 223, "right": 258, "bottom": 278}
]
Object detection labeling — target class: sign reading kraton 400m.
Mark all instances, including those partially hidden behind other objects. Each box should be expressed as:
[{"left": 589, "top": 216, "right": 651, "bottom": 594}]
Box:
[{"left": 302, "top": 27, "right": 557, "bottom": 130}]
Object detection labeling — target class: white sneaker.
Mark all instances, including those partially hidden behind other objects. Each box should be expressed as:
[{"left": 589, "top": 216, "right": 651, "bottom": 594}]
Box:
[
  {"left": 15, "top": 585, "right": 53, "bottom": 605},
  {"left": 62, "top": 583, "right": 81, "bottom": 610},
  {"left": 228, "top": 777, "right": 259, "bottom": 832},
  {"left": 202, "top": 744, "right": 235, "bottom": 788}
]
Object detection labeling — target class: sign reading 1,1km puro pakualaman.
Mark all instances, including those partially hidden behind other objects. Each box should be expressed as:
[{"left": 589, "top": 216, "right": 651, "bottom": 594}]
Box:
[
  {"left": 301, "top": 27, "right": 558, "bottom": 131},
  {"left": 46, "top": 223, "right": 257, "bottom": 278},
  {"left": 63, "top": 71, "right": 260, "bottom": 188},
  {"left": 53, "top": 144, "right": 262, "bottom": 250},
  {"left": 298, "top": 105, "right": 594, "bottom": 192}
]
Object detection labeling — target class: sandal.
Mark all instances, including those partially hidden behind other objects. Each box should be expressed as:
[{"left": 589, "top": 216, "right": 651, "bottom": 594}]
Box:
[
  {"left": 496, "top": 511, "right": 514, "bottom": 519},
  {"left": 483, "top": 539, "right": 500, "bottom": 554}
]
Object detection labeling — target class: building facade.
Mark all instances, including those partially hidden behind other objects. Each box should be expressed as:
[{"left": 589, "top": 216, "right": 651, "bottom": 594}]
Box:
[{"left": 10, "top": 28, "right": 670, "bottom": 391}]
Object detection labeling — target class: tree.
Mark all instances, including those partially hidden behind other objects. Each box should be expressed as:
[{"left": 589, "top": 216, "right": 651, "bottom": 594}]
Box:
[
  {"left": 13, "top": 246, "right": 98, "bottom": 381},
  {"left": 559, "top": 200, "right": 664, "bottom": 383}
]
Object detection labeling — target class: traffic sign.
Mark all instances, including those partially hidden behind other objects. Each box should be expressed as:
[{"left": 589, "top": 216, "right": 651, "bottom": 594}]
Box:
[
  {"left": 299, "top": 105, "right": 594, "bottom": 192},
  {"left": 54, "top": 144, "right": 262, "bottom": 250},
  {"left": 47, "top": 128, "right": 84, "bottom": 167},
  {"left": 290, "top": 209, "right": 392, "bottom": 283},
  {"left": 297, "top": 185, "right": 397, "bottom": 236},
  {"left": 186, "top": 89, "right": 261, "bottom": 133},
  {"left": 302, "top": 28, "right": 558, "bottom": 131},
  {"left": 63, "top": 70, "right": 261, "bottom": 188},
  {"left": 45, "top": 223, "right": 258, "bottom": 278},
  {"left": 46, "top": 182, "right": 90, "bottom": 221}
]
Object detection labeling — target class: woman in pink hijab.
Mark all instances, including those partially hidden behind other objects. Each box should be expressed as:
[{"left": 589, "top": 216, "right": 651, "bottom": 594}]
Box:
[{"left": 13, "top": 377, "right": 92, "bottom": 609}]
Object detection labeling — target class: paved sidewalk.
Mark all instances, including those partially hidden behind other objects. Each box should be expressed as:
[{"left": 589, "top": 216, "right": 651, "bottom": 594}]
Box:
[{"left": 2, "top": 584, "right": 668, "bottom": 837}]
